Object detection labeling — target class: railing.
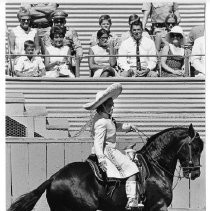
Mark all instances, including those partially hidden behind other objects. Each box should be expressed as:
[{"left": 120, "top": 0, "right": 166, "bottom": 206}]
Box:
[{"left": 5, "top": 53, "right": 205, "bottom": 78}]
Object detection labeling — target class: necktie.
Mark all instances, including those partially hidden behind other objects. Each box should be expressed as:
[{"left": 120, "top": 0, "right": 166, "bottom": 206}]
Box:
[{"left": 136, "top": 40, "right": 141, "bottom": 71}]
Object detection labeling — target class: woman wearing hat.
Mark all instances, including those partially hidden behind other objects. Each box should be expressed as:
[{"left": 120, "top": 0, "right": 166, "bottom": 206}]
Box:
[
  {"left": 161, "top": 25, "right": 186, "bottom": 77},
  {"left": 83, "top": 83, "right": 143, "bottom": 209},
  {"left": 9, "top": 8, "right": 40, "bottom": 57},
  {"left": 88, "top": 29, "right": 119, "bottom": 77}
]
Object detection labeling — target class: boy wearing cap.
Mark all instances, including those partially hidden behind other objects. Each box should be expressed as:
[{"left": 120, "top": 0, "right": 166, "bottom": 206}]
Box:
[
  {"left": 14, "top": 40, "right": 45, "bottom": 77},
  {"left": 83, "top": 83, "right": 144, "bottom": 209}
]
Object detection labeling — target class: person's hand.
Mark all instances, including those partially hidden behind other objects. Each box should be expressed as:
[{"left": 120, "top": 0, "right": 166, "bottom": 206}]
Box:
[
  {"left": 99, "top": 160, "right": 107, "bottom": 172},
  {"left": 174, "top": 69, "right": 185, "bottom": 76},
  {"left": 130, "top": 124, "right": 139, "bottom": 132},
  {"left": 135, "top": 68, "right": 150, "bottom": 77}
]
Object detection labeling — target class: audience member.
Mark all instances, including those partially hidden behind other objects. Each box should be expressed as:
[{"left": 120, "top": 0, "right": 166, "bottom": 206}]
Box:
[
  {"left": 44, "top": 26, "right": 74, "bottom": 78},
  {"left": 161, "top": 26, "right": 186, "bottom": 77},
  {"left": 142, "top": 2, "right": 181, "bottom": 35},
  {"left": 191, "top": 36, "right": 205, "bottom": 77},
  {"left": 20, "top": 2, "right": 58, "bottom": 51},
  {"left": 9, "top": 8, "right": 40, "bottom": 57},
  {"left": 88, "top": 29, "right": 119, "bottom": 77},
  {"left": 90, "top": 15, "right": 120, "bottom": 50},
  {"left": 42, "top": 10, "right": 83, "bottom": 74},
  {"left": 155, "top": 13, "right": 178, "bottom": 51},
  {"left": 187, "top": 25, "right": 205, "bottom": 47},
  {"left": 120, "top": 14, "right": 151, "bottom": 45},
  {"left": 118, "top": 20, "right": 158, "bottom": 77},
  {"left": 14, "top": 40, "right": 45, "bottom": 77}
]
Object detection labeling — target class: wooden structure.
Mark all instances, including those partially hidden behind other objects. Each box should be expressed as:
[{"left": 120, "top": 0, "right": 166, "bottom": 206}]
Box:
[
  {"left": 5, "top": 1, "right": 206, "bottom": 210},
  {"left": 5, "top": 1, "right": 205, "bottom": 77},
  {"left": 6, "top": 78, "right": 205, "bottom": 211}
]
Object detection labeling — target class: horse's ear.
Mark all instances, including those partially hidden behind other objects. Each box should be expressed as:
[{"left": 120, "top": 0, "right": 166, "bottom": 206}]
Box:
[{"left": 188, "top": 123, "right": 195, "bottom": 138}]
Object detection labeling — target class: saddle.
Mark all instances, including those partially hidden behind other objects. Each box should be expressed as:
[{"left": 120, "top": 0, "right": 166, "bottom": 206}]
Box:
[
  {"left": 86, "top": 153, "right": 150, "bottom": 186},
  {"left": 86, "top": 153, "right": 150, "bottom": 201}
]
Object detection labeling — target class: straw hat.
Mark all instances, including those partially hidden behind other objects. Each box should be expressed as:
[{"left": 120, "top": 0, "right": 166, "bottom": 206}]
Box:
[
  {"left": 165, "top": 26, "right": 186, "bottom": 45},
  {"left": 83, "top": 83, "right": 122, "bottom": 110}
]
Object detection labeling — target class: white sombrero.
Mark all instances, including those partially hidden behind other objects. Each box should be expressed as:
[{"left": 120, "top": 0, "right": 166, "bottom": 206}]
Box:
[{"left": 83, "top": 83, "right": 122, "bottom": 110}]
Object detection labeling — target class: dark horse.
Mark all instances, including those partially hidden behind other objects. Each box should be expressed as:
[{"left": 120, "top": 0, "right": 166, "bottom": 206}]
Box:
[{"left": 8, "top": 124, "right": 203, "bottom": 211}]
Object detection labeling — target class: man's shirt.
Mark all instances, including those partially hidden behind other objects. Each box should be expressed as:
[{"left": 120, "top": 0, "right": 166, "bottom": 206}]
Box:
[
  {"left": 118, "top": 36, "right": 157, "bottom": 71},
  {"left": 191, "top": 36, "right": 205, "bottom": 77}
]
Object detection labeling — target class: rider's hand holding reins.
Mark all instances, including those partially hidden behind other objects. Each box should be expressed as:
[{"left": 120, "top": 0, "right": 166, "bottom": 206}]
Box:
[{"left": 130, "top": 124, "right": 139, "bottom": 132}]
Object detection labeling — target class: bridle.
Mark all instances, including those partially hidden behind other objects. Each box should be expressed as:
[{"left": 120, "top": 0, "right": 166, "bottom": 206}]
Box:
[
  {"left": 134, "top": 128, "right": 201, "bottom": 178},
  {"left": 177, "top": 132, "right": 201, "bottom": 171}
]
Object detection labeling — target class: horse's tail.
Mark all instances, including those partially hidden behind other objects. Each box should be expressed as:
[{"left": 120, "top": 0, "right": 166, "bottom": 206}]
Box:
[{"left": 8, "top": 176, "right": 54, "bottom": 211}]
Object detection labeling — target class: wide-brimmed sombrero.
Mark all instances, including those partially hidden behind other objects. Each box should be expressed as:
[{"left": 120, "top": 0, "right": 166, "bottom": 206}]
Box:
[{"left": 83, "top": 83, "right": 122, "bottom": 110}]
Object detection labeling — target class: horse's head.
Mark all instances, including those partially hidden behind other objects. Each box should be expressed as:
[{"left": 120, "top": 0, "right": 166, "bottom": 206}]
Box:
[{"left": 177, "top": 124, "right": 204, "bottom": 180}]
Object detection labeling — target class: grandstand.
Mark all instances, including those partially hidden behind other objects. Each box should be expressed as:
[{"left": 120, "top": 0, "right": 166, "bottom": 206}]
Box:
[{"left": 5, "top": 1, "right": 206, "bottom": 211}]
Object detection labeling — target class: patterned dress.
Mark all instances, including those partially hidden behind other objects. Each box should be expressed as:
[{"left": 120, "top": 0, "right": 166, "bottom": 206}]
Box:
[{"left": 162, "top": 44, "right": 184, "bottom": 77}]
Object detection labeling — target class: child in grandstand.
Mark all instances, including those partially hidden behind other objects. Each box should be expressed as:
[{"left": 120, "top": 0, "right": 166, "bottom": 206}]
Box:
[{"left": 14, "top": 40, "right": 45, "bottom": 77}]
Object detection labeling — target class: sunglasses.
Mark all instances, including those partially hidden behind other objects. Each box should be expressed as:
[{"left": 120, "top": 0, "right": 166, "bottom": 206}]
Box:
[
  {"left": 171, "top": 33, "right": 182, "bottom": 38},
  {"left": 21, "top": 19, "right": 30, "bottom": 23},
  {"left": 54, "top": 19, "right": 65, "bottom": 24},
  {"left": 99, "top": 36, "right": 109, "bottom": 41}
]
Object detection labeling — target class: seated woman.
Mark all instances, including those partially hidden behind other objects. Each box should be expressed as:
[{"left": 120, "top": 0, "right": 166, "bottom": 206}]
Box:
[
  {"left": 44, "top": 26, "right": 74, "bottom": 78},
  {"left": 89, "top": 15, "right": 120, "bottom": 50},
  {"left": 161, "top": 26, "right": 186, "bottom": 77},
  {"left": 155, "top": 13, "right": 178, "bottom": 52},
  {"left": 88, "top": 29, "right": 119, "bottom": 77}
]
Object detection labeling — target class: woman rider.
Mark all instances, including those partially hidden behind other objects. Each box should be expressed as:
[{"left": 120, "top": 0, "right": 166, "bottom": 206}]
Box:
[{"left": 83, "top": 83, "right": 143, "bottom": 209}]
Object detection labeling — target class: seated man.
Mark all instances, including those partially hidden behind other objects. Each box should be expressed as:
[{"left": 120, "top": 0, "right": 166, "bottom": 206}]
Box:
[
  {"left": 118, "top": 19, "right": 158, "bottom": 77},
  {"left": 120, "top": 14, "right": 151, "bottom": 46},
  {"left": 191, "top": 36, "right": 205, "bottom": 78},
  {"left": 14, "top": 40, "right": 45, "bottom": 77}
]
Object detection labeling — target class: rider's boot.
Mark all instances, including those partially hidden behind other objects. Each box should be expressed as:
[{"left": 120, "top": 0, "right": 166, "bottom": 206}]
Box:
[{"left": 125, "top": 181, "right": 144, "bottom": 210}]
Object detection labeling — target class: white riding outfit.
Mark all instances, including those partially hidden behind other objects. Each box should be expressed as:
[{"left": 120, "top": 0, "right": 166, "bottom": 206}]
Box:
[{"left": 83, "top": 83, "right": 143, "bottom": 209}]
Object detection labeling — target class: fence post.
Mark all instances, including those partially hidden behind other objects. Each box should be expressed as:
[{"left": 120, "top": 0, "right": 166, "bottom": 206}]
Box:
[
  {"left": 75, "top": 57, "right": 80, "bottom": 77},
  {"left": 184, "top": 44, "right": 192, "bottom": 77}
]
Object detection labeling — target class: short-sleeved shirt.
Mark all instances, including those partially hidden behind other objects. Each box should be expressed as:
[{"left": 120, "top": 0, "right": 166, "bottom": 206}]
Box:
[
  {"left": 14, "top": 56, "right": 45, "bottom": 73},
  {"left": 142, "top": 2, "right": 178, "bottom": 23}
]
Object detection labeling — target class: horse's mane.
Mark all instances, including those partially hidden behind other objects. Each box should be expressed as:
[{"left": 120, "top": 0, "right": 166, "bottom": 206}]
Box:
[
  {"left": 146, "top": 127, "right": 187, "bottom": 145},
  {"left": 138, "top": 127, "right": 188, "bottom": 154}
]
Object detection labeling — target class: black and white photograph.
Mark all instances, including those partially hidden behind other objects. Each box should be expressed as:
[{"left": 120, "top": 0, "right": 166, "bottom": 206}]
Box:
[{"left": 4, "top": 0, "right": 207, "bottom": 211}]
